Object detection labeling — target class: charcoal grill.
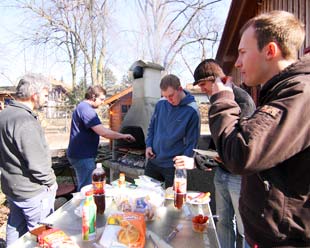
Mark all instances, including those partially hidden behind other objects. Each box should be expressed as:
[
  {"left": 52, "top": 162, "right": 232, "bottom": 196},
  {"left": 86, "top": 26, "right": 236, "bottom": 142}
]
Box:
[
  {"left": 105, "top": 60, "right": 164, "bottom": 181},
  {"left": 112, "top": 126, "right": 146, "bottom": 169}
]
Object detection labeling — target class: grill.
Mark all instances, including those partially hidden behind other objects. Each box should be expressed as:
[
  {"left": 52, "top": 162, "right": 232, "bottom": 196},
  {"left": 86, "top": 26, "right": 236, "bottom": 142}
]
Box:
[
  {"left": 112, "top": 126, "right": 146, "bottom": 169},
  {"left": 105, "top": 60, "right": 164, "bottom": 181}
]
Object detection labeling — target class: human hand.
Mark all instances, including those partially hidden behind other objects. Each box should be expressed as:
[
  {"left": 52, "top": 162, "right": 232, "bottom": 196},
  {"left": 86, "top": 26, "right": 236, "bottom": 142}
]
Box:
[
  {"left": 173, "top": 155, "right": 195, "bottom": 170},
  {"left": 214, "top": 156, "right": 223, "bottom": 164},
  {"left": 211, "top": 76, "right": 233, "bottom": 96},
  {"left": 123, "top": 134, "right": 135, "bottom": 142},
  {"left": 145, "top": 147, "right": 156, "bottom": 159}
]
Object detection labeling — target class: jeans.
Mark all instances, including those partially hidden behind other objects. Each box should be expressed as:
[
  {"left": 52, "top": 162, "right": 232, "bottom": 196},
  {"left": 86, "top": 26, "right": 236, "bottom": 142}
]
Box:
[
  {"left": 6, "top": 183, "right": 57, "bottom": 246},
  {"left": 68, "top": 157, "right": 95, "bottom": 191},
  {"left": 144, "top": 159, "right": 175, "bottom": 188},
  {"left": 214, "top": 167, "right": 247, "bottom": 248}
]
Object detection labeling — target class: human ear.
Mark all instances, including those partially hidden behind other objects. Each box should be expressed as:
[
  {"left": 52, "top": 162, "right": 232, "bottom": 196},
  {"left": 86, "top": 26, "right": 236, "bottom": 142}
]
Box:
[
  {"left": 31, "top": 93, "right": 38, "bottom": 102},
  {"left": 265, "top": 42, "right": 278, "bottom": 59}
]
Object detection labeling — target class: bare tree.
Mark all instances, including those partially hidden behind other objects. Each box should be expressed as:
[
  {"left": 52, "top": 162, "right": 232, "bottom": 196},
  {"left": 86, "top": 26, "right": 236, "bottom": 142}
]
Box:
[
  {"left": 9, "top": 0, "right": 113, "bottom": 87},
  {"left": 133, "top": 0, "right": 222, "bottom": 71}
]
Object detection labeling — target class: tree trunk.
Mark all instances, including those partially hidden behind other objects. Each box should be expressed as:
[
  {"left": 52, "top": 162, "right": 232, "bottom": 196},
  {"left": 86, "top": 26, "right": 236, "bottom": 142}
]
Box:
[
  {"left": 97, "top": 45, "right": 105, "bottom": 86},
  {"left": 71, "top": 61, "right": 77, "bottom": 89},
  {"left": 91, "top": 57, "right": 98, "bottom": 85}
]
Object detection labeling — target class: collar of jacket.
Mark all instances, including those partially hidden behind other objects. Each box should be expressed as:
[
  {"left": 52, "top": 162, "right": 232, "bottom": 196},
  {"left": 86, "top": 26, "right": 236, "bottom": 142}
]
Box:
[
  {"left": 9, "top": 100, "right": 38, "bottom": 119},
  {"left": 259, "top": 54, "right": 310, "bottom": 105}
]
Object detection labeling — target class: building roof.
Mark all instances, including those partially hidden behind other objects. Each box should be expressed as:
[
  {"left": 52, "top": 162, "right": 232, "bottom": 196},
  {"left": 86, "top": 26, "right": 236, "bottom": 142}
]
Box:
[
  {"left": 215, "top": 0, "right": 258, "bottom": 74},
  {"left": 129, "top": 60, "right": 165, "bottom": 71},
  {"left": 0, "top": 86, "right": 16, "bottom": 94},
  {"left": 216, "top": 0, "right": 310, "bottom": 75},
  {"left": 104, "top": 86, "right": 133, "bottom": 105}
]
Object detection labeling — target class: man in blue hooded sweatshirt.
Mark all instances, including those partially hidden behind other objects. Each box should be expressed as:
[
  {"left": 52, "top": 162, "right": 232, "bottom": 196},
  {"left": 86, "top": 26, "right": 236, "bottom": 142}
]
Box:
[{"left": 145, "top": 74, "right": 200, "bottom": 188}]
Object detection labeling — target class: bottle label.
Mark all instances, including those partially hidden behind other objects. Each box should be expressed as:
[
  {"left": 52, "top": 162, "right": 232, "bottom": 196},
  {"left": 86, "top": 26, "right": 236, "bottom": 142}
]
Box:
[
  {"left": 174, "top": 178, "right": 187, "bottom": 194},
  {"left": 82, "top": 197, "right": 97, "bottom": 241},
  {"left": 93, "top": 181, "right": 104, "bottom": 194}
]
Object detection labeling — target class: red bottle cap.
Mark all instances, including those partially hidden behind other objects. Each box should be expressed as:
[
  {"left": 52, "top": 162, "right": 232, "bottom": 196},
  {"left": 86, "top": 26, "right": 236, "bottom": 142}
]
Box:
[
  {"left": 85, "top": 190, "right": 93, "bottom": 196},
  {"left": 221, "top": 76, "right": 228, "bottom": 84}
]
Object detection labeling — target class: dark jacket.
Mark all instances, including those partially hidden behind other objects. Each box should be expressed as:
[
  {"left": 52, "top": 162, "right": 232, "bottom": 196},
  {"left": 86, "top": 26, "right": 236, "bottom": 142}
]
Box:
[
  {"left": 208, "top": 55, "right": 310, "bottom": 247},
  {"left": 196, "top": 86, "right": 255, "bottom": 171},
  {"left": 0, "top": 101, "right": 56, "bottom": 200}
]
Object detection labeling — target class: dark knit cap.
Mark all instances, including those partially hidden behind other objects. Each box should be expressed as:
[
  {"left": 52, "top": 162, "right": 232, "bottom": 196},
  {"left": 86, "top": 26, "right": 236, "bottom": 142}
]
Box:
[{"left": 193, "top": 59, "right": 225, "bottom": 85}]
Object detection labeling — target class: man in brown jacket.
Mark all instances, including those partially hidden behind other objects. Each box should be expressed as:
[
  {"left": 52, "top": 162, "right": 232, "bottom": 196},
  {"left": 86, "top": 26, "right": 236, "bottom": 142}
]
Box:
[{"left": 208, "top": 11, "right": 310, "bottom": 247}]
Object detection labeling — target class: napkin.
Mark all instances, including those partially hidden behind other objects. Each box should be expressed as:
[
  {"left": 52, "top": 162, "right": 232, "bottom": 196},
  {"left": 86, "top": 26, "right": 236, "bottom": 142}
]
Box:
[{"left": 147, "top": 230, "right": 173, "bottom": 248}]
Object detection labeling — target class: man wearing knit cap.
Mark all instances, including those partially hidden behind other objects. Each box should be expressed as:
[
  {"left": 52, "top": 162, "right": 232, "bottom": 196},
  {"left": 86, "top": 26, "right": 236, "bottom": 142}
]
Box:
[{"left": 174, "top": 59, "right": 255, "bottom": 248}]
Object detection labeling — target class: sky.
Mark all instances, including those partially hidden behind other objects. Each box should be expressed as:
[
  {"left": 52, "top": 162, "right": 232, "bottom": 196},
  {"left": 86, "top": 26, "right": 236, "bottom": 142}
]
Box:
[{"left": 0, "top": 0, "right": 232, "bottom": 87}]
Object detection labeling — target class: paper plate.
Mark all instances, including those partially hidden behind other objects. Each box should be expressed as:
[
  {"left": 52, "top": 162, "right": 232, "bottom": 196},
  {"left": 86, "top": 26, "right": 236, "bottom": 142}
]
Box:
[
  {"left": 165, "top": 188, "right": 211, "bottom": 204},
  {"left": 193, "top": 149, "right": 218, "bottom": 158},
  {"left": 165, "top": 187, "right": 174, "bottom": 200},
  {"left": 187, "top": 192, "right": 211, "bottom": 205}
]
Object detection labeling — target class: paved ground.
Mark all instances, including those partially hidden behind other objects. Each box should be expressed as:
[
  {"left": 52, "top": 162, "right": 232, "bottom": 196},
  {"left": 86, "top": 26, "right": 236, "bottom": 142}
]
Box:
[{"left": 45, "top": 132, "right": 110, "bottom": 150}]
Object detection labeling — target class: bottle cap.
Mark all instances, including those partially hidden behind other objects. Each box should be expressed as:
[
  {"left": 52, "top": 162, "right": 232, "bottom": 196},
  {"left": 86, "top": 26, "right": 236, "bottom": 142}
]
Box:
[
  {"left": 96, "top": 163, "right": 102, "bottom": 168},
  {"left": 85, "top": 190, "right": 93, "bottom": 196}
]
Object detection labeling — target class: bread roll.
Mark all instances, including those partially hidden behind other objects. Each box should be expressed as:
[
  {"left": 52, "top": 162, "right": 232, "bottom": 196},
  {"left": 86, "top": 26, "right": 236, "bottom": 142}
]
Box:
[{"left": 118, "top": 223, "right": 140, "bottom": 245}]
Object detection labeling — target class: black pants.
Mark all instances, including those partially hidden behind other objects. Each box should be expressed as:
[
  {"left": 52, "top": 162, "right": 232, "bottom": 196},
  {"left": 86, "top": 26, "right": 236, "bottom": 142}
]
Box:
[{"left": 144, "top": 159, "right": 175, "bottom": 188}]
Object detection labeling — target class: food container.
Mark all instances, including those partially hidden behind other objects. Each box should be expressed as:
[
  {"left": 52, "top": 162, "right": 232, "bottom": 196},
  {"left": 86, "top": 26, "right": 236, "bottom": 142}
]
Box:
[
  {"left": 191, "top": 214, "right": 208, "bottom": 233},
  {"left": 100, "top": 212, "right": 146, "bottom": 248},
  {"left": 192, "top": 221, "right": 207, "bottom": 233},
  {"left": 113, "top": 187, "right": 165, "bottom": 221}
]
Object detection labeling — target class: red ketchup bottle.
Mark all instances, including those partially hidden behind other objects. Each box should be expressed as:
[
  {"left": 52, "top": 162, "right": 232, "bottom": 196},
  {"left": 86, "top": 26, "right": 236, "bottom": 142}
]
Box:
[
  {"left": 92, "top": 163, "right": 106, "bottom": 215},
  {"left": 174, "top": 168, "right": 187, "bottom": 209}
]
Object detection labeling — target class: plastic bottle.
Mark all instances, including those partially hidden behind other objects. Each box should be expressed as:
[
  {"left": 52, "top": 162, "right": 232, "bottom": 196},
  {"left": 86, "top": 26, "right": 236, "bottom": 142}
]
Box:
[
  {"left": 92, "top": 163, "right": 106, "bottom": 214},
  {"left": 118, "top": 172, "right": 126, "bottom": 189},
  {"left": 82, "top": 190, "right": 97, "bottom": 241},
  {"left": 174, "top": 168, "right": 187, "bottom": 209}
]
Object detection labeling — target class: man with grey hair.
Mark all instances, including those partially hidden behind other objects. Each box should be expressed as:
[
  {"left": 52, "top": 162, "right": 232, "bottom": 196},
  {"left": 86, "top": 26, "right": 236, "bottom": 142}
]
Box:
[{"left": 0, "top": 75, "right": 57, "bottom": 246}]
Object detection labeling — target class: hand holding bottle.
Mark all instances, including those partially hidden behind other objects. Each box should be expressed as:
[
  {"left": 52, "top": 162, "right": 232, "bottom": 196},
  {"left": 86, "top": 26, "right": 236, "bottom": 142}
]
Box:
[{"left": 173, "top": 155, "right": 195, "bottom": 169}]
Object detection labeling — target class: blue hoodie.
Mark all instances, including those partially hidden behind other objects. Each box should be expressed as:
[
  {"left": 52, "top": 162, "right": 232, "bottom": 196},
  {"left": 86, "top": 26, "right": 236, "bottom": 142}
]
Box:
[{"left": 146, "top": 90, "right": 200, "bottom": 168}]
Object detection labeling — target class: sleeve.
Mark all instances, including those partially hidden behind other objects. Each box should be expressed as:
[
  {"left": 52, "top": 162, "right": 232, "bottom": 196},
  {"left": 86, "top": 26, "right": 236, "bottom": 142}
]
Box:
[
  {"left": 78, "top": 104, "right": 101, "bottom": 129},
  {"left": 183, "top": 109, "right": 200, "bottom": 157},
  {"left": 208, "top": 83, "right": 310, "bottom": 175},
  {"left": 16, "top": 121, "right": 55, "bottom": 186},
  {"left": 233, "top": 86, "right": 256, "bottom": 118},
  {"left": 145, "top": 103, "right": 158, "bottom": 148}
]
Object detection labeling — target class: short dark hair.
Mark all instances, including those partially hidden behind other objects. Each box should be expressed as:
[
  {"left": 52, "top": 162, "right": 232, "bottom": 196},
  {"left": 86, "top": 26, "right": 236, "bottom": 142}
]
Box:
[
  {"left": 160, "top": 74, "right": 181, "bottom": 90},
  {"left": 240, "top": 11, "right": 305, "bottom": 60},
  {"left": 85, "top": 85, "right": 106, "bottom": 100},
  {"left": 193, "top": 59, "right": 225, "bottom": 85}
]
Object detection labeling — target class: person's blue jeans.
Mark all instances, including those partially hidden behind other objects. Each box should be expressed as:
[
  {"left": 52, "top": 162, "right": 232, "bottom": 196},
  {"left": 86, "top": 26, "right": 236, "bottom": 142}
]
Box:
[
  {"left": 68, "top": 157, "right": 95, "bottom": 191},
  {"left": 6, "top": 182, "right": 57, "bottom": 246},
  {"left": 214, "top": 167, "right": 249, "bottom": 248}
]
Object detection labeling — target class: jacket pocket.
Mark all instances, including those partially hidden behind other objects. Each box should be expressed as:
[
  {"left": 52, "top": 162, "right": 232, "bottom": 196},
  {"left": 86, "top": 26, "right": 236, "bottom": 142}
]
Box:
[{"left": 262, "top": 183, "right": 287, "bottom": 241}]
